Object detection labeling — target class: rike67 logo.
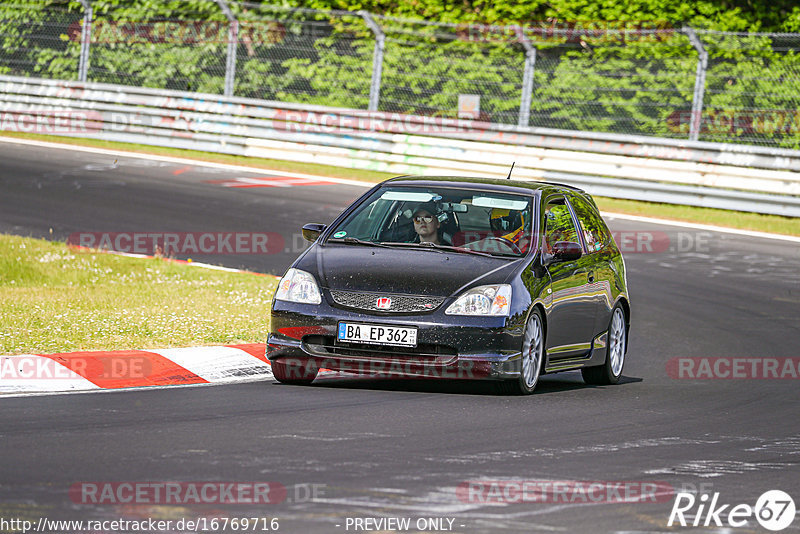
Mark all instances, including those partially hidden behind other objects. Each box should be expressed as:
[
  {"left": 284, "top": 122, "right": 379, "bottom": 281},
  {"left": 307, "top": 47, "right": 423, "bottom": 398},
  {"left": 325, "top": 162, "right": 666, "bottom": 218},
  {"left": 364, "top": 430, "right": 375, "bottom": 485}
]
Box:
[{"left": 668, "top": 490, "right": 795, "bottom": 531}]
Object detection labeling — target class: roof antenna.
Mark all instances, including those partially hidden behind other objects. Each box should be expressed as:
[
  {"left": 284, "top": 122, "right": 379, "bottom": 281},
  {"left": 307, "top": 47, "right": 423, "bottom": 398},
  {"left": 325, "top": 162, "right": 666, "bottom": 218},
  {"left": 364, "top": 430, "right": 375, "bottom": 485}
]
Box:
[{"left": 506, "top": 161, "right": 515, "bottom": 180}]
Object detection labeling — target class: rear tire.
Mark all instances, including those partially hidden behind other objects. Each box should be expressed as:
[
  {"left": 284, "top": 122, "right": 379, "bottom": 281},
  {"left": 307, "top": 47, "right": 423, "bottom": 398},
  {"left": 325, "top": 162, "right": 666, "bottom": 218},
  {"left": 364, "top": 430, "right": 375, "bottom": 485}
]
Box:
[
  {"left": 498, "top": 309, "right": 544, "bottom": 395},
  {"left": 582, "top": 304, "right": 627, "bottom": 385},
  {"left": 271, "top": 358, "right": 319, "bottom": 386}
]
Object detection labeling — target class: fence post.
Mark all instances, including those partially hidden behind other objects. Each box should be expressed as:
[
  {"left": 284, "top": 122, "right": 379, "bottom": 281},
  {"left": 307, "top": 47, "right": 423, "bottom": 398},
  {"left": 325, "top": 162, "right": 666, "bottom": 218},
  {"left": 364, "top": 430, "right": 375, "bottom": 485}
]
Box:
[
  {"left": 516, "top": 26, "right": 536, "bottom": 128},
  {"left": 215, "top": 0, "right": 238, "bottom": 96},
  {"left": 77, "top": 0, "right": 92, "bottom": 82},
  {"left": 360, "top": 11, "right": 385, "bottom": 112},
  {"left": 684, "top": 26, "right": 708, "bottom": 142}
]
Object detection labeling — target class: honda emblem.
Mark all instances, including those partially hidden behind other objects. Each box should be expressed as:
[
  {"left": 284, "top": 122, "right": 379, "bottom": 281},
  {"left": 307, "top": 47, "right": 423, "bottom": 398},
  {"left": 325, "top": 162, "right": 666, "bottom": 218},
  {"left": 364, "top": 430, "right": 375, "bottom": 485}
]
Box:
[{"left": 376, "top": 297, "right": 392, "bottom": 310}]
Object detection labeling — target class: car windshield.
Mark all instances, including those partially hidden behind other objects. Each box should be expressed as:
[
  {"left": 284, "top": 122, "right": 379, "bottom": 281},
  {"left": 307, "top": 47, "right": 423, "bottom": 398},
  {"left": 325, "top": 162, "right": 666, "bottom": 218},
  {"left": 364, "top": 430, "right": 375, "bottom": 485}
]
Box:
[{"left": 326, "top": 186, "right": 535, "bottom": 257}]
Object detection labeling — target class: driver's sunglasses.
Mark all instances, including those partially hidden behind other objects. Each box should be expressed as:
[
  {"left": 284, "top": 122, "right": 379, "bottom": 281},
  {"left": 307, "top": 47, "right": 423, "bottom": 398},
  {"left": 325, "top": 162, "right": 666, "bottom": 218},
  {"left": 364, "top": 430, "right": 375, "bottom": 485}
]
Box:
[{"left": 413, "top": 215, "right": 434, "bottom": 223}]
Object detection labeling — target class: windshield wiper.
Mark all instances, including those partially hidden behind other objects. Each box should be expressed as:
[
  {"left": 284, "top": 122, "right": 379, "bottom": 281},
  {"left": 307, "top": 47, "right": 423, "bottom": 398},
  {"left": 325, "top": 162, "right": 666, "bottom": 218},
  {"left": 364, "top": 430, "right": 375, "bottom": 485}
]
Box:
[
  {"left": 380, "top": 241, "right": 499, "bottom": 257},
  {"left": 374, "top": 241, "right": 445, "bottom": 253},
  {"left": 422, "top": 243, "right": 498, "bottom": 257},
  {"left": 328, "top": 237, "right": 392, "bottom": 248}
]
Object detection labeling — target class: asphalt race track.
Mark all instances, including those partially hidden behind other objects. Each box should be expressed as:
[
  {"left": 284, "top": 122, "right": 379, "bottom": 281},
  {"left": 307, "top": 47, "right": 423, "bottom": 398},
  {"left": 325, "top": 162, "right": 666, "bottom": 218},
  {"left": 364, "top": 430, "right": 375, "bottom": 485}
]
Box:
[{"left": 1, "top": 140, "right": 799, "bottom": 534}]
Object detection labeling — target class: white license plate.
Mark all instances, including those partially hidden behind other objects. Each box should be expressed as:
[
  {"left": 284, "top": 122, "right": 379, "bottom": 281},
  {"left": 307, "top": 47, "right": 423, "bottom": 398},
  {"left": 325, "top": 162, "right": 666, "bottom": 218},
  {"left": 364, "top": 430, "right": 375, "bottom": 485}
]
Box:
[{"left": 337, "top": 322, "right": 418, "bottom": 347}]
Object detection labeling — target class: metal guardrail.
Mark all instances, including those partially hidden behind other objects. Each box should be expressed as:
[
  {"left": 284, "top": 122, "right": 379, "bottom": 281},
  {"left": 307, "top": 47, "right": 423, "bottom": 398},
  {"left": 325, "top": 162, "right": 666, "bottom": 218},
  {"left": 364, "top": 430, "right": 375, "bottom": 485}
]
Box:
[{"left": 1, "top": 75, "right": 799, "bottom": 217}]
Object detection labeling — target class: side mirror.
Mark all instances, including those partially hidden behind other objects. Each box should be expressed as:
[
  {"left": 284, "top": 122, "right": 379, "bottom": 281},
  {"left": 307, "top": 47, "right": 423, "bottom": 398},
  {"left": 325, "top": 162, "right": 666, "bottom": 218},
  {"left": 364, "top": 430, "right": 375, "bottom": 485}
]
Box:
[
  {"left": 551, "top": 241, "right": 582, "bottom": 262},
  {"left": 302, "top": 223, "right": 327, "bottom": 243}
]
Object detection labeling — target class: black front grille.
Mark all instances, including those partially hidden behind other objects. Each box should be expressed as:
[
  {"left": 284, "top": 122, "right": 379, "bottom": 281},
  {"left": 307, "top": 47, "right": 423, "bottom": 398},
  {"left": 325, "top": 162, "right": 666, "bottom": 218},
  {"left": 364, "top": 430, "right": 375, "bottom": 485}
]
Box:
[
  {"left": 329, "top": 290, "right": 444, "bottom": 313},
  {"left": 302, "top": 335, "right": 457, "bottom": 361}
]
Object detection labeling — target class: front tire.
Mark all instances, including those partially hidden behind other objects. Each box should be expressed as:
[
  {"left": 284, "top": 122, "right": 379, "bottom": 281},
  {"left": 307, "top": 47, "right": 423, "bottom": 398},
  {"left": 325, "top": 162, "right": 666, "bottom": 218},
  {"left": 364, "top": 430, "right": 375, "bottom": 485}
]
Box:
[
  {"left": 582, "top": 304, "right": 627, "bottom": 385},
  {"left": 498, "top": 309, "right": 544, "bottom": 395},
  {"left": 271, "top": 358, "right": 319, "bottom": 386}
]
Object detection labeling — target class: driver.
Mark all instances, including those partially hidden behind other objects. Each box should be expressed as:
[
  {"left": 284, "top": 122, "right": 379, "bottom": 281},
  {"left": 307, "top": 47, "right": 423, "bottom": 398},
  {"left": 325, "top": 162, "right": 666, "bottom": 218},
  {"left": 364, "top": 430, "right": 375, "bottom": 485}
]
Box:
[
  {"left": 412, "top": 203, "right": 451, "bottom": 245},
  {"left": 491, "top": 208, "right": 529, "bottom": 252},
  {"left": 491, "top": 208, "right": 525, "bottom": 242}
]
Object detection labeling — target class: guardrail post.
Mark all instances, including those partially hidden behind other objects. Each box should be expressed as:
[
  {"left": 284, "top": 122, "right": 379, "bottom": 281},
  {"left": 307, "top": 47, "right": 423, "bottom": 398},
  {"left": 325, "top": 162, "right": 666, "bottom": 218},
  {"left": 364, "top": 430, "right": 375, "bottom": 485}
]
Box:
[
  {"left": 516, "top": 26, "right": 536, "bottom": 127},
  {"left": 216, "top": 0, "right": 238, "bottom": 96},
  {"left": 78, "top": 0, "right": 92, "bottom": 82},
  {"left": 684, "top": 26, "right": 708, "bottom": 142},
  {"left": 360, "top": 11, "right": 385, "bottom": 112}
]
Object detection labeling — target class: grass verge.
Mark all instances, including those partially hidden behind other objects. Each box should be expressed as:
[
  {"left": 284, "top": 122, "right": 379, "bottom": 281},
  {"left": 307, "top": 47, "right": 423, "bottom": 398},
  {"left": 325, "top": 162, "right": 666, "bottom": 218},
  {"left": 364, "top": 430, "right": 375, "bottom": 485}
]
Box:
[
  {"left": 1, "top": 132, "right": 798, "bottom": 236},
  {"left": 0, "top": 234, "right": 276, "bottom": 355}
]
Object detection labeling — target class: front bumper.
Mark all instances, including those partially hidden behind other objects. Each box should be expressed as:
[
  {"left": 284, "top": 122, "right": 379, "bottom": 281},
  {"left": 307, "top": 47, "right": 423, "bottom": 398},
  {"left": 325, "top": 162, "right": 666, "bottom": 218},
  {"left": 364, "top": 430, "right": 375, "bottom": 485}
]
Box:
[{"left": 268, "top": 298, "right": 525, "bottom": 381}]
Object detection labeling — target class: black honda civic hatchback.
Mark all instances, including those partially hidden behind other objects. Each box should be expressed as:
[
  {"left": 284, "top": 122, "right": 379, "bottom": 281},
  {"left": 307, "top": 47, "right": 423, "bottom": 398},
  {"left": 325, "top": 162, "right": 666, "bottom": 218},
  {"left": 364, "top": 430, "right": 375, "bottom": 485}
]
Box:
[{"left": 267, "top": 176, "right": 630, "bottom": 394}]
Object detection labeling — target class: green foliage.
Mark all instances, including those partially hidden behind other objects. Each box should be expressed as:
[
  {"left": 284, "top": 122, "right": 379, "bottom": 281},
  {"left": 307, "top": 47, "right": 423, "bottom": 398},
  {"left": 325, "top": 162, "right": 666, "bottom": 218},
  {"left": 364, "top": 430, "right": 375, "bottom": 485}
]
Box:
[
  {"left": 0, "top": 2, "right": 81, "bottom": 78},
  {"left": 295, "top": 0, "right": 800, "bottom": 32},
  {"left": 277, "top": 32, "right": 372, "bottom": 106},
  {"left": 0, "top": 1, "right": 798, "bottom": 147}
]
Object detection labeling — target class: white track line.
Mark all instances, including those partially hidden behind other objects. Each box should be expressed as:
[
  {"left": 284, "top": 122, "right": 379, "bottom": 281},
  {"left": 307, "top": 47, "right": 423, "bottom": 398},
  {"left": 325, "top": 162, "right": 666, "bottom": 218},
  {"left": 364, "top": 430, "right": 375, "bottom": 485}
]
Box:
[
  {"left": 1, "top": 135, "right": 796, "bottom": 242},
  {"left": 601, "top": 212, "right": 800, "bottom": 243},
  {"left": 0, "top": 376, "right": 271, "bottom": 399},
  {"left": 0, "top": 136, "right": 371, "bottom": 187},
  {"left": 68, "top": 244, "right": 278, "bottom": 277}
]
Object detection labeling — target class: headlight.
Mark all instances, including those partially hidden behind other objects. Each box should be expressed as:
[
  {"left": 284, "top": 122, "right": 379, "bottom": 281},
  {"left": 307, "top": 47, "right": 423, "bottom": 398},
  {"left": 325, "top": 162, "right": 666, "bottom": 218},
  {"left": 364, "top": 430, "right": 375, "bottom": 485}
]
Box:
[
  {"left": 274, "top": 268, "right": 322, "bottom": 304},
  {"left": 445, "top": 284, "right": 511, "bottom": 316}
]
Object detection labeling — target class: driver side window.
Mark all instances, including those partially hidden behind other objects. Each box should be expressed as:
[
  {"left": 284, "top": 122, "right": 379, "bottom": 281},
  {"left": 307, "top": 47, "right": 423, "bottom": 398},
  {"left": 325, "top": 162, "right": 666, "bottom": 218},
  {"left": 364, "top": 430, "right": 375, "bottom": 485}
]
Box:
[{"left": 544, "top": 199, "right": 580, "bottom": 254}]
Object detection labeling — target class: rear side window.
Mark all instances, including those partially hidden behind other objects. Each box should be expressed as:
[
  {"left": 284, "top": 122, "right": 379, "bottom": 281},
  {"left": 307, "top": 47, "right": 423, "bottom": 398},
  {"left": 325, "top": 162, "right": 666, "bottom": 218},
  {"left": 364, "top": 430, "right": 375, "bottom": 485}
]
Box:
[{"left": 571, "top": 196, "right": 612, "bottom": 253}]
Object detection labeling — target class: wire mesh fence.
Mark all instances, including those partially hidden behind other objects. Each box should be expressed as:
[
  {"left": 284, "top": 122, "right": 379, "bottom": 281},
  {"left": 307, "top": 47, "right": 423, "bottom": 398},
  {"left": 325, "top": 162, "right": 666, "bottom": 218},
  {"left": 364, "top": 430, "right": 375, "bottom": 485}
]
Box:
[
  {"left": 698, "top": 31, "right": 800, "bottom": 148},
  {"left": 0, "top": 2, "right": 82, "bottom": 81},
  {"left": 231, "top": 3, "right": 373, "bottom": 106},
  {"left": 525, "top": 28, "right": 698, "bottom": 137},
  {"left": 371, "top": 16, "right": 528, "bottom": 124},
  {"left": 87, "top": 19, "right": 231, "bottom": 92},
  {"left": 1, "top": 1, "right": 799, "bottom": 148}
]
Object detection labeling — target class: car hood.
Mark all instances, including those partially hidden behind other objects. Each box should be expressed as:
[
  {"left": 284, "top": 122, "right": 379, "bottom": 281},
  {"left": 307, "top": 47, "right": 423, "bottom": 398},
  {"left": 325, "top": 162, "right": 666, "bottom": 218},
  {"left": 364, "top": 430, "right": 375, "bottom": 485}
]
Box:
[{"left": 296, "top": 243, "right": 522, "bottom": 297}]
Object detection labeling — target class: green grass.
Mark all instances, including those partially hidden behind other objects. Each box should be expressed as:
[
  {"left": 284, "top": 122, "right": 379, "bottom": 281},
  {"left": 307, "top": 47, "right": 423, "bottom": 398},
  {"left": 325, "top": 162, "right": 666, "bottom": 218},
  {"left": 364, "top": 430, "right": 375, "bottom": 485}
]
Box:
[
  {"left": 0, "top": 234, "right": 277, "bottom": 355},
  {"left": 2, "top": 131, "right": 798, "bottom": 236}
]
